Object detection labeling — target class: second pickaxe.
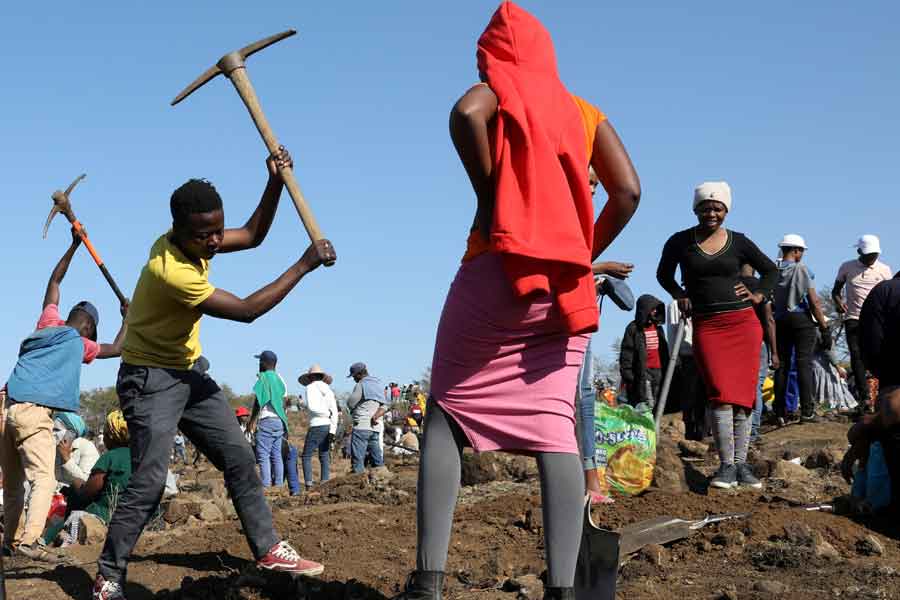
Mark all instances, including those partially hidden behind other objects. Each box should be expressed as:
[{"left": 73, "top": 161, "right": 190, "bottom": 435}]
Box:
[
  {"left": 43, "top": 174, "right": 128, "bottom": 306},
  {"left": 171, "top": 30, "right": 330, "bottom": 260}
]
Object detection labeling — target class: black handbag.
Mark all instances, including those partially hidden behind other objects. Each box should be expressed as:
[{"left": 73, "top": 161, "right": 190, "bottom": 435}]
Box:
[{"left": 574, "top": 496, "right": 620, "bottom": 600}]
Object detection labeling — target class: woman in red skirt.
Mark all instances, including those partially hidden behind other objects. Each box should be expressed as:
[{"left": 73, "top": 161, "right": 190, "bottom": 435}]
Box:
[{"left": 657, "top": 182, "right": 776, "bottom": 489}]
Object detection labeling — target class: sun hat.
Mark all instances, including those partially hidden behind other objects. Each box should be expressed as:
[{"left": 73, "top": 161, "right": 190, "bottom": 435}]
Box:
[
  {"left": 299, "top": 364, "right": 333, "bottom": 386},
  {"left": 778, "top": 233, "right": 808, "bottom": 249},
  {"left": 855, "top": 234, "right": 881, "bottom": 255}
]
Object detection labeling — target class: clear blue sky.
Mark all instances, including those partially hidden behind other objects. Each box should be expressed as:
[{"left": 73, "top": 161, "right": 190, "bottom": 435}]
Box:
[{"left": 2, "top": 2, "right": 897, "bottom": 396}]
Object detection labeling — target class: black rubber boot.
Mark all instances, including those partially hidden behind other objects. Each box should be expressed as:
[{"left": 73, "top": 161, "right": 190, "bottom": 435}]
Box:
[
  {"left": 543, "top": 587, "right": 576, "bottom": 600},
  {"left": 392, "top": 571, "right": 444, "bottom": 600}
]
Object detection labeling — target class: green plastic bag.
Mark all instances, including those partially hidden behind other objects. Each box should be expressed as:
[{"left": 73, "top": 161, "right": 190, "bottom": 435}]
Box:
[{"left": 593, "top": 402, "right": 657, "bottom": 495}]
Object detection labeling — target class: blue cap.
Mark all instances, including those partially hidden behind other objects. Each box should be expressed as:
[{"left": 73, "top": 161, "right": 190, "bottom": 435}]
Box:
[
  {"left": 254, "top": 350, "right": 278, "bottom": 364},
  {"left": 71, "top": 301, "right": 99, "bottom": 328},
  {"left": 348, "top": 362, "right": 367, "bottom": 377}
]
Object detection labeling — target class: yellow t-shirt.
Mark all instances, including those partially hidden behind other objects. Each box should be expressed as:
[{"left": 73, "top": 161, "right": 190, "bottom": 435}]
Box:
[{"left": 121, "top": 234, "right": 216, "bottom": 369}]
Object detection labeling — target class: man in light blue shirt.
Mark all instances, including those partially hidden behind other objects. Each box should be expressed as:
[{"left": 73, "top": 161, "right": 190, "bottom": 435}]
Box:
[{"left": 346, "top": 362, "right": 387, "bottom": 473}]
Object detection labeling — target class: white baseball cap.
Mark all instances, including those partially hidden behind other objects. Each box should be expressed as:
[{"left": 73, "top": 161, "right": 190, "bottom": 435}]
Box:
[
  {"left": 778, "top": 233, "right": 807, "bottom": 249},
  {"left": 855, "top": 234, "right": 881, "bottom": 255}
]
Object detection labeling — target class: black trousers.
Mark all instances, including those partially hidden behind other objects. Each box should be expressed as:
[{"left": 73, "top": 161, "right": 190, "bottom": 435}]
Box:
[
  {"left": 774, "top": 313, "right": 817, "bottom": 417},
  {"left": 97, "top": 360, "right": 279, "bottom": 583},
  {"left": 844, "top": 319, "right": 871, "bottom": 406}
]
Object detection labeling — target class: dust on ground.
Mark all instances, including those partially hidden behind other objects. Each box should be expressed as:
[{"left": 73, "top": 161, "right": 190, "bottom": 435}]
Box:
[{"left": 9, "top": 415, "right": 900, "bottom": 600}]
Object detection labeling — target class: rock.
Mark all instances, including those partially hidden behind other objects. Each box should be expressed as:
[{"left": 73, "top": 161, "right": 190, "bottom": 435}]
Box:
[
  {"left": 783, "top": 523, "right": 815, "bottom": 546},
  {"left": 198, "top": 502, "right": 224, "bottom": 522},
  {"left": 461, "top": 453, "right": 503, "bottom": 486},
  {"left": 714, "top": 584, "right": 738, "bottom": 600},
  {"left": 164, "top": 499, "right": 201, "bottom": 523},
  {"left": 771, "top": 460, "right": 814, "bottom": 482},
  {"left": 749, "top": 456, "right": 774, "bottom": 479},
  {"left": 857, "top": 535, "right": 885, "bottom": 556},
  {"left": 78, "top": 513, "right": 108, "bottom": 545},
  {"left": 503, "top": 574, "right": 543, "bottom": 600},
  {"left": 753, "top": 580, "right": 788, "bottom": 595},
  {"left": 812, "top": 533, "right": 841, "bottom": 560},
  {"left": 804, "top": 448, "right": 843, "bottom": 469},
  {"left": 696, "top": 539, "right": 713, "bottom": 553},
  {"left": 678, "top": 440, "right": 709, "bottom": 458},
  {"left": 652, "top": 442, "right": 689, "bottom": 494},
  {"left": 639, "top": 544, "right": 667, "bottom": 566}
]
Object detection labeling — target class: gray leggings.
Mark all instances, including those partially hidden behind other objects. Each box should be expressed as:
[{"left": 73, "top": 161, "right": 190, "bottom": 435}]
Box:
[{"left": 416, "top": 401, "right": 584, "bottom": 587}]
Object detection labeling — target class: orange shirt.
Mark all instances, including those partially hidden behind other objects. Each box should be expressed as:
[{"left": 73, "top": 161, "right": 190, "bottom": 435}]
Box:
[{"left": 463, "top": 94, "right": 606, "bottom": 262}]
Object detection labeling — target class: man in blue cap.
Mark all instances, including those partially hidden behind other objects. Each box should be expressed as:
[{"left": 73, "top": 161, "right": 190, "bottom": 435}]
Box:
[
  {"left": 249, "top": 350, "right": 289, "bottom": 486},
  {"left": 346, "top": 362, "right": 387, "bottom": 473},
  {"left": 1, "top": 229, "right": 126, "bottom": 563}
]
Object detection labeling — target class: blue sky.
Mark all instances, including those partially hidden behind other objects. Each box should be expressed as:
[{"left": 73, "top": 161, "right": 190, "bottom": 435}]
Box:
[{"left": 2, "top": 2, "right": 897, "bottom": 396}]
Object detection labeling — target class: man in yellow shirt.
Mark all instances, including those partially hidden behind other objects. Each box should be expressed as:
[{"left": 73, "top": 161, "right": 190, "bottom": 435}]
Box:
[{"left": 93, "top": 147, "right": 336, "bottom": 600}]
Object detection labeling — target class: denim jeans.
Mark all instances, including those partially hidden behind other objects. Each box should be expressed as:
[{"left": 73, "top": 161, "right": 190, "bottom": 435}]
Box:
[
  {"left": 575, "top": 341, "right": 598, "bottom": 470},
  {"left": 302, "top": 425, "right": 331, "bottom": 485},
  {"left": 351, "top": 429, "right": 383, "bottom": 473},
  {"left": 284, "top": 445, "right": 301, "bottom": 495},
  {"left": 255, "top": 418, "right": 285, "bottom": 486},
  {"left": 752, "top": 344, "right": 769, "bottom": 439},
  {"left": 98, "top": 361, "right": 278, "bottom": 583}
]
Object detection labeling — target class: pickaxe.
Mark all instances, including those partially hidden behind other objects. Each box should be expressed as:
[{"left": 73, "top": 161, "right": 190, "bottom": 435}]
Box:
[
  {"left": 171, "top": 30, "right": 329, "bottom": 260},
  {"left": 43, "top": 174, "right": 128, "bottom": 306}
]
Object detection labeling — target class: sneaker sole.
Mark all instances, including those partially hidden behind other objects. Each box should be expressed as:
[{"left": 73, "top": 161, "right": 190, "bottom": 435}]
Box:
[
  {"left": 257, "top": 562, "right": 325, "bottom": 577},
  {"left": 709, "top": 481, "right": 738, "bottom": 489},
  {"left": 739, "top": 482, "right": 763, "bottom": 490}
]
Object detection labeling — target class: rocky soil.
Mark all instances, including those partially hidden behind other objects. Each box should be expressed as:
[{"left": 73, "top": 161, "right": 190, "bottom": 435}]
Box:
[{"left": 8, "top": 415, "right": 900, "bottom": 599}]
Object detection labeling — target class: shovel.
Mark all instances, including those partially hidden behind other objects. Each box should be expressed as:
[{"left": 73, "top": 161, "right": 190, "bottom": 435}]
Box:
[
  {"left": 654, "top": 318, "right": 686, "bottom": 437},
  {"left": 617, "top": 512, "right": 750, "bottom": 556},
  {"left": 575, "top": 498, "right": 620, "bottom": 600}
]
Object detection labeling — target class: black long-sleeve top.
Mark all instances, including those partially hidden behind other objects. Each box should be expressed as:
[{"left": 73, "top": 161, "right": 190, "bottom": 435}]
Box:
[
  {"left": 859, "top": 273, "right": 900, "bottom": 387},
  {"left": 656, "top": 228, "right": 777, "bottom": 315}
]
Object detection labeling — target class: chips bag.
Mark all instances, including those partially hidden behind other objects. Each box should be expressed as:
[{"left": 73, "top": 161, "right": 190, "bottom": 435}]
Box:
[{"left": 592, "top": 402, "right": 656, "bottom": 495}]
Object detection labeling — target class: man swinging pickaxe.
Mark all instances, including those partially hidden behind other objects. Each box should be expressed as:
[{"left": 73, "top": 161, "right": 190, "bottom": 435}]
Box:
[
  {"left": 43, "top": 174, "right": 128, "bottom": 306},
  {"left": 171, "top": 30, "right": 331, "bottom": 263}
]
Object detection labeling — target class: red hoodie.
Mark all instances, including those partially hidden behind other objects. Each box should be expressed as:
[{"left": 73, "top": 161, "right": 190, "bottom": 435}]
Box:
[{"left": 477, "top": 2, "right": 598, "bottom": 334}]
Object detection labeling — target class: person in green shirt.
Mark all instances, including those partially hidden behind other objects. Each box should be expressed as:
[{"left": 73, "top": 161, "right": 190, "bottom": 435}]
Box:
[
  {"left": 44, "top": 410, "right": 132, "bottom": 546},
  {"left": 248, "top": 350, "right": 289, "bottom": 486}
]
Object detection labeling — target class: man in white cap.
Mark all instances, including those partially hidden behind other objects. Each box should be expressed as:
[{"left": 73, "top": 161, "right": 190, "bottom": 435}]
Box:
[
  {"left": 832, "top": 235, "right": 893, "bottom": 410},
  {"left": 773, "top": 234, "right": 829, "bottom": 423}
]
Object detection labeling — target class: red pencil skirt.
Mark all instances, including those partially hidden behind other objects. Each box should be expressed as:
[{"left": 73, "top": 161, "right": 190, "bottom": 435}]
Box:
[{"left": 693, "top": 307, "right": 762, "bottom": 409}]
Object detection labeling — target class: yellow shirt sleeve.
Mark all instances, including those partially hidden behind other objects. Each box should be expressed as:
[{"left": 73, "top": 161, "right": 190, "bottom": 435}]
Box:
[{"left": 161, "top": 258, "right": 216, "bottom": 308}]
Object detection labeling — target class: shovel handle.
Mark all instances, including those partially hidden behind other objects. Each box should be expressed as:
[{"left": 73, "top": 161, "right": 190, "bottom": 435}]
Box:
[{"left": 228, "top": 68, "right": 331, "bottom": 264}]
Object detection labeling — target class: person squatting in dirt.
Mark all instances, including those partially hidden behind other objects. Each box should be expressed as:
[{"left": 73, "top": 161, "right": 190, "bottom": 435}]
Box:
[
  {"left": 657, "top": 182, "right": 777, "bottom": 491},
  {"left": 393, "top": 4, "right": 640, "bottom": 599},
  {"left": 1, "top": 228, "right": 127, "bottom": 564},
  {"left": 91, "top": 146, "right": 337, "bottom": 600}
]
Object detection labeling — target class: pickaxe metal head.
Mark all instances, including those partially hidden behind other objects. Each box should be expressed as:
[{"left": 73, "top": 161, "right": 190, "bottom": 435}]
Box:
[
  {"left": 43, "top": 174, "right": 85, "bottom": 239},
  {"left": 170, "top": 29, "right": 297, "bottom": 106}
]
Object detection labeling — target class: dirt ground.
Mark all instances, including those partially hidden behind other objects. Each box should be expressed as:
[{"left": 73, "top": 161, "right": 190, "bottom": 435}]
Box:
[{"left": 8, "top": 415, "right": 900, "bottom": 599}]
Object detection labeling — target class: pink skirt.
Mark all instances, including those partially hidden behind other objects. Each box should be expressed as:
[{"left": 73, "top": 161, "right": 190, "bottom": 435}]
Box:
[
  {"left": 693, "top": 307, "right": 762, "bottom": 409},
  {"left": 430, "top": 253, "right": 589, "bottom": 454}
]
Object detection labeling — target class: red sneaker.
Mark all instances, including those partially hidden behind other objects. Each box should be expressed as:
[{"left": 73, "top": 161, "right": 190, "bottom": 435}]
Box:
[
  {"left": 257, "top": 541, "right": 324, "bottom": 576},
  {"left": 92, "top": 574, "right": 126, "bottom": 600}
]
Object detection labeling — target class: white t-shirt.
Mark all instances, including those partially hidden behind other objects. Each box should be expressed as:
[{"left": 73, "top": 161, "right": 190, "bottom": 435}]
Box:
[{"left": 835, "top": 259, "right": 893, "bottom": 320}]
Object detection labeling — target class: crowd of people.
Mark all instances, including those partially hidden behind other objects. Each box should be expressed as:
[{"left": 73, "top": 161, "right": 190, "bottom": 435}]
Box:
[{"left": 1, "top": 3, "right": 897, "bottom": 600}]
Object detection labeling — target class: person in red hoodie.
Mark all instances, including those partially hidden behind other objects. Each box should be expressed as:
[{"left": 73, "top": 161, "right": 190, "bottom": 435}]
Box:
[{"left": 394, "top": 4, "right": 640, "bottom": 599}]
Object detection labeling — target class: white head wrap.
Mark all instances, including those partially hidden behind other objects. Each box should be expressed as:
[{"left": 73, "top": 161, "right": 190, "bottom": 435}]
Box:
[{"left": 693, "top": 181, "right": 732, "bottom": 212}]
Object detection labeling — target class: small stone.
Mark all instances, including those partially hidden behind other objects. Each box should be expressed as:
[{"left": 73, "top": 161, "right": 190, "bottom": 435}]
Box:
[
  {"left": 198, "top": 502, "right": 224, "bottom": 522},
  {"left": 696, "top": 539, "right": 713, "bottom": 553},
  {"left": 712, "top": 531, "right": 746, "bottom": 548},
  {"left": 783, "top": 523, "right": 814, "bottom": 546},
  {"left": 812, "top": 533, "right": 841, "bottom": 560},
  {"left": 804, "top": 448, "right": 844, "bottom": 469},
  {"left": 503, "top": 574, "right": 543, "bottom": 600},
  {"left": 678, "top": 440, "right": 709, "bottom": 458},
  {"left": 78, "top": 513, "right": 108, "bottom": 545},
  {"left": 857, "top": 534, "right": 885, "bottom": 556},
  {"left": 163, "top": 499, "right": 201, "bottom": 523},
  {"left": 771, "top": 460, "right": 814, "bottom": 482},
  {"left": 753, "top": 580, "right": 788, "bottom": 595},
  {"left": 715, "top": 584, "right": 738, "bottom": 600},
  {"left": 639, "top": 544, "right": 667, "bottom": 566}
]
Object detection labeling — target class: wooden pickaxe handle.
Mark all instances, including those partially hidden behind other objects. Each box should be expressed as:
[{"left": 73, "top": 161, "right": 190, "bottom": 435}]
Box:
[
  {"left": 65, "top": 216, "right": 128, "bottom": 307},
  {"left": 227, "top": 68, "right": 329, "bottom": 252}
]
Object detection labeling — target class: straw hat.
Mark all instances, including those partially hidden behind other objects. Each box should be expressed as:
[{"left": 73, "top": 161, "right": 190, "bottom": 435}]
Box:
[{"left": 299, "top": 364, "right": 333, "bottom": 386}]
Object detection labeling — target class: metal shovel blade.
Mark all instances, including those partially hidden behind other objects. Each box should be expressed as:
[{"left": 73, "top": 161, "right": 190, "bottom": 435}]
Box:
[
  {"left": 617, "top": 512, "right": 750, "bottom": 556},
  {"left": 575, "top": 500, "right": 619, "bottom": 600}
]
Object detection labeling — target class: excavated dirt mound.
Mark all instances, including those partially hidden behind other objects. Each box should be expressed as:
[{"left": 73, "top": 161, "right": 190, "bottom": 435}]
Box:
[{"left": 8, "top": 417, "right": 900, "bottom": 599}]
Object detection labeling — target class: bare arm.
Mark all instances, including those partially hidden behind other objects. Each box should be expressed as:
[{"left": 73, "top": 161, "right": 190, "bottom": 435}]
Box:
[
  {"left": 831, "top": 280, "right": 848, "bottom": 314},
  {"left": 197, "top": 239, "right": 336, "bottom": 323},
  {"left": 449, "top": 84, "right": 499, "bottom": 240},
  {"left": 69, "top": 471, "right": 106, "bottom": 503},
  {"left": 97, "top": 304, "right": 129, "bottom": 359},
  {"left": 807, "top": 287, "right": 829, "bottom": 330},
  {"left": 371, "top": 404, "right": 387, "bottom": 427},
  {"left": 43, "top": 229, "right": 82, "bottom": 309},
  {"left": 218, "top": 147, "right": 292, "bottom": 253},
  {"left": 590, "top": 121, "right": 641, "bottom": 260}
]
